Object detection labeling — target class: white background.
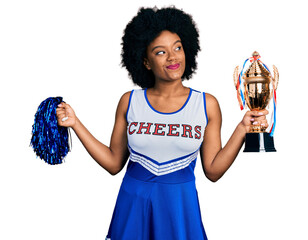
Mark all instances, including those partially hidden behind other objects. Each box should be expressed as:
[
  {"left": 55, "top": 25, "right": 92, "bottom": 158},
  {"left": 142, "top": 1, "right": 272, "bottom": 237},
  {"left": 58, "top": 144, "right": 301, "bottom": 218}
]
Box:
[{"left": 1, "top": 0, "right": 307, "bottom": 239}]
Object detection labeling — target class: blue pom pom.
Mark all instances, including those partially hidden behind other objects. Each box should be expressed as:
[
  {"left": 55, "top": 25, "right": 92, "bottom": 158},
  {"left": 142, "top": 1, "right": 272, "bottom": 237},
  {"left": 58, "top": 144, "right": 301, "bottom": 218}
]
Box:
[{"left": 30, "top": 97, "right": 71, "bottom": 165}]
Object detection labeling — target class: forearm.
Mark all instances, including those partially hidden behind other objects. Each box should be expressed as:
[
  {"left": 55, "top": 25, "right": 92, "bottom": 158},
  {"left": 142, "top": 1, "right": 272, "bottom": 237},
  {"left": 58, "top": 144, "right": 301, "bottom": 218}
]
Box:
[
  {"left": 72, "top": 118, "right": 123, "bottom": 174},
  {"left": 206, "top": 123, "right": 246, "bottom": 181},
  {"left": 201, "top": 94, "right": 269, "bottom": 182}
]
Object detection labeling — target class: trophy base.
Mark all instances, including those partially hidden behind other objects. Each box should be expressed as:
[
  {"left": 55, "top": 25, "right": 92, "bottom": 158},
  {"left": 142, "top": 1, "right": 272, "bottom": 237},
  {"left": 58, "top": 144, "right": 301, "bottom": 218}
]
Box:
[{"left": 243, "top": 132, "right": 276, "bottom": 152}]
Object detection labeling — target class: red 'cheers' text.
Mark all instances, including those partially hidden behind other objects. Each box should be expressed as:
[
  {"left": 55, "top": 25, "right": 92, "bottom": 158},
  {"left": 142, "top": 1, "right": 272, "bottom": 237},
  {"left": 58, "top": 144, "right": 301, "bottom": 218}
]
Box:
[{"left": 128, "top": 122, "right": 202, "bottom": 139}]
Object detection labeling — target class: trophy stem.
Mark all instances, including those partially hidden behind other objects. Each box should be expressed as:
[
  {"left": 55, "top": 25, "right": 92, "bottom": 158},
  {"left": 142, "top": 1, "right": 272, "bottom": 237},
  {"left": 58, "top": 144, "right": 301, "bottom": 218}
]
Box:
[{"left": 243, "top": 132, "right": 276, "bottom": 152}]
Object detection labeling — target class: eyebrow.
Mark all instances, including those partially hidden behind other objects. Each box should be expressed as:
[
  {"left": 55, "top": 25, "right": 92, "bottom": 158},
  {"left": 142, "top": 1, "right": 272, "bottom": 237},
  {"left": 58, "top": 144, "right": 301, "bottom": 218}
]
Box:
[{"left": 151, "top": 40, "right": 182, "bottom": 52}]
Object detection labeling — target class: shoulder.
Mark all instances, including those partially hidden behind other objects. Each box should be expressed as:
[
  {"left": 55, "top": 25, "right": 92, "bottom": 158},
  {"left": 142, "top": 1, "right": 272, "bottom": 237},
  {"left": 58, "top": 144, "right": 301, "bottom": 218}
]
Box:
[
  {"left": 114, "top": 91, "right": 132, "bottom": 117},
  {"left": 119, "top": 89, "right": 144, "bottom": 101},
  {"left": 190, "top": 88, "right": 216, "bottom": 102},
  {"left": 204, "top": 93, "right": 219, "bottom": 107},
  {"left": 117, "top": 91, "right": 133, "bottom": 110},
  {"left": 117, "top": 90, "right": 143, "bottom": 119},
  {"left": 190, "top": 89, "right": 219, "bottom": 109},
  {"left": 119, "top": 91, "right": 133, "bottom": 103},
  {"left": 204, "top": 93, "right": 221, "bottom": 121},
  {"left": 204, "top": 92, "right": 217, "bottom": 102}
]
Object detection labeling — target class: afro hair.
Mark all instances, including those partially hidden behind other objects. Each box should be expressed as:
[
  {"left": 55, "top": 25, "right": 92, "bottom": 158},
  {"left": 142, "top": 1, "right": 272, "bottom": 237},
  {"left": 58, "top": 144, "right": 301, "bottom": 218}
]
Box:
[{"left": 121, "top": 6, "right": 200, "bottom": 88}]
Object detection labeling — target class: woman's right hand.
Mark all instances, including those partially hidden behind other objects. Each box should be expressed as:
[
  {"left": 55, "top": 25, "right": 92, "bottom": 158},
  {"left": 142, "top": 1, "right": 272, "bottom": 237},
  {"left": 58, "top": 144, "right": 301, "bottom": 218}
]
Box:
[{"left": 56, "top": 102, "right": 77, "bottom": 128}]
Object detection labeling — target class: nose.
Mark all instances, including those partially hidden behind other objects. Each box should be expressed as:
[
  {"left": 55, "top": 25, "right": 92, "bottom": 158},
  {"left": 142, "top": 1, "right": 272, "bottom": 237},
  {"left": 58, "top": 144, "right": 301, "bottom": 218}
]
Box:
[{"left": 167, "top": 51, "right": 176, "bottom": 62}]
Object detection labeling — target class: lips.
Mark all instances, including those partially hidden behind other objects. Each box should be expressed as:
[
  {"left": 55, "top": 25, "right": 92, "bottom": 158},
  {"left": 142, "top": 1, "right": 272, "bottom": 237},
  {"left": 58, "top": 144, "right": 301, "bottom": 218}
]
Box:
[{"left": 166, "top": 63, "right": 180, "bottom": 70}]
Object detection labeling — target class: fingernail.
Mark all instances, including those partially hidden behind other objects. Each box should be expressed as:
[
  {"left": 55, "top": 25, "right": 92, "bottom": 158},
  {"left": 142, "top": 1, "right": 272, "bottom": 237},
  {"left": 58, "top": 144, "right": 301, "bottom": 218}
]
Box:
[
  {"left": 62, "top": 117, "right": 68, "bottom": 122},
  {"left": 253, "top": 121, "right": 259, "bottom": 125},
  {"left": 261, "top": 123, "right": 265, "bottom": 126},
  {"left": 250, "top": 118, "right": 255, "bottom": 122},
  {"left": 258, "top": 112, "right": 264, "bottom": 115}
]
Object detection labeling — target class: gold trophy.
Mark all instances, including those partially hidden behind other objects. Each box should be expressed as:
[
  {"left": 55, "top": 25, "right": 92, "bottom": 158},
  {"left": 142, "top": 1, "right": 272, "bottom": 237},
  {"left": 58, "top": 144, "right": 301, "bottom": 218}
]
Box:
[{"left": 234, "top": 51, "right": 279, "bottom": 152}]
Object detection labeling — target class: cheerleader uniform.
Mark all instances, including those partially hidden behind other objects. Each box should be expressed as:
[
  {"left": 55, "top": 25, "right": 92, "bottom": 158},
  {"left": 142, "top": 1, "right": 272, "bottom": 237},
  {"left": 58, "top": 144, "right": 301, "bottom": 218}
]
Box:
[{"left": 106, "top": 88, "right": 208, "bottom": 240}]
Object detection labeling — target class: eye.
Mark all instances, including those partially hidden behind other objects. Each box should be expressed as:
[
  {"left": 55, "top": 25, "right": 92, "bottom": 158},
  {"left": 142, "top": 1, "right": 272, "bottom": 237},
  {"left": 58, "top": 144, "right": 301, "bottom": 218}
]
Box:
[
  {"left": 175, "top": 46, "right": 182, "bottom": 51},
  {"left": 155, "top": 51, "right": 165, "bottom": 55}
]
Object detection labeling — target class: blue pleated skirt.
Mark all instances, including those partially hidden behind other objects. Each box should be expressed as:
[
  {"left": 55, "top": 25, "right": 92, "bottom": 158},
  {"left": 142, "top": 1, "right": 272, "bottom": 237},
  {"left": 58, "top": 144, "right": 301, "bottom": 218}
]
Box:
[{"left": 106, "top": 160, "right": 207, "bottom": 240}]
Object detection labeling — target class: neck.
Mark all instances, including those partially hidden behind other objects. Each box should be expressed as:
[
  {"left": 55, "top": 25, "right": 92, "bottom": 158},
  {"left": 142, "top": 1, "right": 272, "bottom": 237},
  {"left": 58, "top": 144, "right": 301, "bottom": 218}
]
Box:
[{"left": 151, "top": 79, "right": 187, "bottom": 97}]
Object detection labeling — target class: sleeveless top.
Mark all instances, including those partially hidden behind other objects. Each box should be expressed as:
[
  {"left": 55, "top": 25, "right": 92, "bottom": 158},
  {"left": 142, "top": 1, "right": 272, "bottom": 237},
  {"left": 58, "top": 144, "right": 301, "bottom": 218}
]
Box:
[
  {"left": 106, "top": 88, "right": 209, "bottom": 239},
  {"left": 126, "top": 88, "right": 208, "bottom": 179}
]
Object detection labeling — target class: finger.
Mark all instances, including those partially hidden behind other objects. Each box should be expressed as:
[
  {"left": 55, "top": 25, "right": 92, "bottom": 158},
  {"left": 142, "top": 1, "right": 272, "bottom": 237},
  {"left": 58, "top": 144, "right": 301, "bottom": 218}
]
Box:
[
  {"left": 58, "top": 102, "right": 71, "bottom": 111},
  {"left": 260, "top": 119, "right": 269, "bottom": 128},
  {"left": 63, "top": 103, "right": 71, "bottom": 109},
  {"left": 252, "top": 121, "right": 259, "bottom": 125},
  {"left": 57, "top": 113, "right": 66, "bottom": 120},
  {"left": 62, "top": 117, "right": 69, "bottom": 122},
  {"left": 251, "top": 111, "right": 265, "bottom": 117},
  {"left": 251, "top": 121, "right": 268, "bottom": 129},
  {"left": 56, "top": 111, "right": 66, "bottom": 119},
  {"left": 252, "top": 118, "right": 269, "bottom": 127},
  {"left": 57, "top": 102, "right": 65, "bottom": 108},
  {"left": 247, "top": 110, "right": 269, "bottom": 117},
  {"left": 57, "top": 116, "right": 69, "bottom": 127},
  {"left": 254, "top": 109, "right": 269, "bottom": 116},
  {"left": 252, "top": 115, "right": 267, "bottom": 126},
  {"left": 259, "top": 109, "right": 269, "bottom": 115},
  {"left": 56, "top": 102, "right": 71, "bottom": 114},
  {"left": 56, "top": 104, "right": 66, "bottom": 112},
  {"left": 254, "top": 115, "right": 266, "bottom": 121},
  {"left": 56, "top": 108, "right": 65, "bottom": 114},
  {"left": 58, "top": 120, "right": 69, "bottom": 127}
]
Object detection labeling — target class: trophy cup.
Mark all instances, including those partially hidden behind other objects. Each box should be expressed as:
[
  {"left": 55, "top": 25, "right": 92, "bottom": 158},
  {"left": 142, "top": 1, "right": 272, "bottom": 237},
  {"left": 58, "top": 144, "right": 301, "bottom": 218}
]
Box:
[{"left": 234, "top": 51, "right": 279, "bottom": 152}]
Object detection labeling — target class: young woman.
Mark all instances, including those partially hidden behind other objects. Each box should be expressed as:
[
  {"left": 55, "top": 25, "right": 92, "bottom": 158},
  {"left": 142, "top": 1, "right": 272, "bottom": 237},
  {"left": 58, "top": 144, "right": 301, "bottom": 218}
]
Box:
[{"left": 56, "top": 7, "right": 268, "bottom": 240}]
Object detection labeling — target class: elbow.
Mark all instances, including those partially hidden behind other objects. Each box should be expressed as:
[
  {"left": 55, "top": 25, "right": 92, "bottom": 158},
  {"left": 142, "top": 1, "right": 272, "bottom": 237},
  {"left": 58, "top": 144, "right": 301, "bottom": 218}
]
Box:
[
  {"left": 106, "top": 161, "right": 126, "bottom": 176},
  {"left": 95, "top": 155, "right": 126, "bottom": 176},
  {"left": 203, "top": 164, "right": 226, "bottom": 182},
  {"left": 93, "top": 161, "right": 121, "bottom": 175},
  {"left": 107, "top": 166, "right": 123, "bottom": 176},
  {"left": 109, "top": 170, "right": 120, "bottom": 176},
  {"left": 107, "top": 169, "right": 120, "bottom": 176},
  {"left": 106, "top": 150, "right": 129, "bottom": 176},
  {"left": 205, "top": 172, "right": 224, "bottom": 183},
  {"left": 206, "top": 175, "right": 220, "bottom": 183}
]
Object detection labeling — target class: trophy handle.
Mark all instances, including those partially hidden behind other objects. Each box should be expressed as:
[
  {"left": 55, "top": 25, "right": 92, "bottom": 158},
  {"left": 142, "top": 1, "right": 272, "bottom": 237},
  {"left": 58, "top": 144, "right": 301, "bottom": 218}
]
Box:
[
  {"left": 269, "top": 89, "right": 273, "bottom": 104},
  {"left": 233, "top": 65, "right": 246, "bottom": 110},
  {"left": 272, "top": 65, "right": 279, "bottom": 90},
  {"left": 233, "top": 66, "right": 240, "bottom": 89}
]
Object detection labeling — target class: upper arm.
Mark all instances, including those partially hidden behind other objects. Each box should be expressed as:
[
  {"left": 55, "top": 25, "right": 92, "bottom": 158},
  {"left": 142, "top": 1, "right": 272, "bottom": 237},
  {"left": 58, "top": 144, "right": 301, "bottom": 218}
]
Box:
[
  {"left": 200, "top": 93, "right": 222, "bottom": 174},
  {"left": 109, "top": 91, "right": 132, "bottom": 170}
]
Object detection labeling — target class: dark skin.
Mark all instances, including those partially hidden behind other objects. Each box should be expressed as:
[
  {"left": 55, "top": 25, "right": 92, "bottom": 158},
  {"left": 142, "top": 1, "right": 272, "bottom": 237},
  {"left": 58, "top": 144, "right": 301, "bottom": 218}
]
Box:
[{"left": 56, "top": 30, "right": 268, "bottom": 181}]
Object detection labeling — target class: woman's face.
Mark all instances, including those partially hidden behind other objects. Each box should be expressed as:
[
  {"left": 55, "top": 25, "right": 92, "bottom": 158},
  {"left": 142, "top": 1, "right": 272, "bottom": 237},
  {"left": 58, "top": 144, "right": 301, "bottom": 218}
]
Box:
[{"left": 144, "top": 30, "right": 186, "bottom": 84}]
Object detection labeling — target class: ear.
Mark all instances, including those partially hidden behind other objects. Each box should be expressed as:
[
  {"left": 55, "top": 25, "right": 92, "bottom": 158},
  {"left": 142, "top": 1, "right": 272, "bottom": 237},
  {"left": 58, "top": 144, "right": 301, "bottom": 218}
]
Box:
[{"left": 143, "top": 58, "right": 151, "bottom": 70}]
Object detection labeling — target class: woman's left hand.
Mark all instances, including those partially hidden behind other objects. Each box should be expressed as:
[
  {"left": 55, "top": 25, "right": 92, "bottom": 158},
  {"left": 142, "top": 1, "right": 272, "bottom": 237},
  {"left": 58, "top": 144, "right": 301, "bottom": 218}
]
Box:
[{"left": 240, "top": 109, "right": 269, "bottom": 133}]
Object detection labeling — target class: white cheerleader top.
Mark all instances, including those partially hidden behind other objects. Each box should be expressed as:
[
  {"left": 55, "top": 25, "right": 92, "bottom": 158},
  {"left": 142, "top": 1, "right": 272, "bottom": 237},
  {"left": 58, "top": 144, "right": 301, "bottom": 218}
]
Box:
[{"left": 126, "top": 88, "right": 208, "bottom": 177}]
